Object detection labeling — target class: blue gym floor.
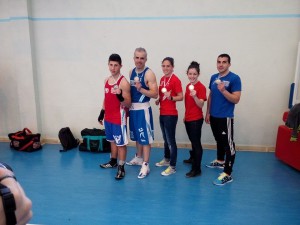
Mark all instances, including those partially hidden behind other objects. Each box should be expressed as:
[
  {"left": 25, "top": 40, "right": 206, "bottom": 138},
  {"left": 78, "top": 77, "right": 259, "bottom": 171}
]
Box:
[{"left": 1, "top": 142, "right": 300, "bottom": 225}]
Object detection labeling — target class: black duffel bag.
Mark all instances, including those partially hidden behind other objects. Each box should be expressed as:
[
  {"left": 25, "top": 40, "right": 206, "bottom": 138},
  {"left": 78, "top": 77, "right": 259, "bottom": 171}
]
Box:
[
  {"left": 8, "top": 128, "right": 42, "bottom": 152},
  {"left": 79, "top": 128, "right": 110, "bottom": 153}
]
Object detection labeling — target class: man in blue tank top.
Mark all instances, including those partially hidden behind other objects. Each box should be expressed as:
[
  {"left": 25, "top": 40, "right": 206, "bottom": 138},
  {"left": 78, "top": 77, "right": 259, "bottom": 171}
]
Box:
[
  {"left": 126, "top": 47, "right": 158, "bottom": 179},
  {"left": 205, "top": 54, "right": 242, "bottom": 186}
]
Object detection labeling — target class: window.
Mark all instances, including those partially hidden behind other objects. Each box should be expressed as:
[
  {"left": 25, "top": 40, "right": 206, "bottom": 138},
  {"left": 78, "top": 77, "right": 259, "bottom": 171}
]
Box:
[{"left": 292, "top": 42, "right": 300, "bottom": 106}]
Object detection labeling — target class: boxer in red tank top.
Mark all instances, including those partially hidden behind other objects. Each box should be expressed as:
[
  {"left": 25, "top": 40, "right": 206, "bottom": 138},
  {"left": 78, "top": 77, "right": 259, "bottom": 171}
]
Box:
[{"left": 98, "top": 54, "right": 131, "bottom": 180}]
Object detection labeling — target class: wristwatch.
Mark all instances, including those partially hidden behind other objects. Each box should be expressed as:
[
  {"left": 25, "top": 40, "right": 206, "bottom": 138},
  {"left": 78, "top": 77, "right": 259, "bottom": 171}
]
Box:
[{"left": 0, "top": 183, "right": 17, "bottom": 225}]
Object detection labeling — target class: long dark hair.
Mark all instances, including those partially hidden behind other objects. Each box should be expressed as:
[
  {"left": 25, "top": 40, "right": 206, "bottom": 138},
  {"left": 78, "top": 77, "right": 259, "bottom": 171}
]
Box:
[
  {"left": 162, "top": 57, "right": 174, "bottom": 67},
  {"left": 187, "top": 61, "right": 200, "bottom": 74}
]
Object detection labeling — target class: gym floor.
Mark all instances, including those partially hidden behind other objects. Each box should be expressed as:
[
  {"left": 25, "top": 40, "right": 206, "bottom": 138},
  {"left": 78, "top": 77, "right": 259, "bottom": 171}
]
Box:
[{"left": 1, "top": 142, "right": 300, "bottom": 225}]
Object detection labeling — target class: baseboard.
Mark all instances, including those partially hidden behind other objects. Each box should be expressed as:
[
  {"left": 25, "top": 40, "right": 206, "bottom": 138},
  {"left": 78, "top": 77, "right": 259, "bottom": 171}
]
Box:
[
  {"left": 1, "top": 137, "right": 275, "bottom": 152},
  {"left": 127, "top": 141, "right": 275, "bottom": 152},
  {"left": 41, "top": 138, "right": 60, "bottom": 144},
  {"left": 0, "top": 137, "right": 10, "bottom": 142}
]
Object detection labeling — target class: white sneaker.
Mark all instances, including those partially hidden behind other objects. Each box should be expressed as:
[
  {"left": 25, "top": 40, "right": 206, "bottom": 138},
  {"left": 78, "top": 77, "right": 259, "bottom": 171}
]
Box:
[
  {"left": 155, "top": 158, "right": 170, "bottom": 167},
  {"left": 161, "top": 166, "right": 176, "bottom": 176},
  {"left": 138, "top": 162, "right": 150, "bottom": 179},
  {"left": 126, "top": 154, "right": 143, "bottom": 166}
]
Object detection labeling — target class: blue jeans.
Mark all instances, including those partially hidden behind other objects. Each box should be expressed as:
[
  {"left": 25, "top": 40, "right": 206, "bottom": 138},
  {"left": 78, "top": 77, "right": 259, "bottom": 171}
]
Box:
[{"left": 159, "top": 115, "right": 178, "bottom": 167}]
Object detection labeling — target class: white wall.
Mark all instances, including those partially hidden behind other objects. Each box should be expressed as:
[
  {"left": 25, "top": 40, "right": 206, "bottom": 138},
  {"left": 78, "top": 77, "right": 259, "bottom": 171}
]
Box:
[{"left": 0, "top": 0, "right": 300, "bottom": 149}]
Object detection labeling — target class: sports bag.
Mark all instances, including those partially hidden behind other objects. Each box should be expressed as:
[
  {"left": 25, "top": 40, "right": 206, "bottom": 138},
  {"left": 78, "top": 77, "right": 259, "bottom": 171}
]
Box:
[
  {"left": 79, "top": 128, "right": 110, "bottom": 153},
  {"left": 8, "top": 128, "right": 42, "bottom": 152},
  {"left": 58, "top": 127, "right": 80, "bottom": 152}
]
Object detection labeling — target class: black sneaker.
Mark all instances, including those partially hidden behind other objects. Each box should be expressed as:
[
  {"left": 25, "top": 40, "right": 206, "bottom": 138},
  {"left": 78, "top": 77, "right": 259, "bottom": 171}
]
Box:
[
  {"left": 185, "top": 170, "right": 201, "bottom": 178},
  {"left": 213, "top": 172, "right": 233, "bottom": 186},
  {"left": 205, "top": 160, "right": 225, "bottom": 169},
  {"left": 100, "top": 160, "right": 117, "bottom": 169},
  {"left": 115, "top": 165, "right": 125, "bottom": 180}
]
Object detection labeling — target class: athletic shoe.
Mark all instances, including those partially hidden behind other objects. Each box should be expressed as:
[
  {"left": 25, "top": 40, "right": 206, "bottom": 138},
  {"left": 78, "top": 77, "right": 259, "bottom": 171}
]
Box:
[
  {"left": 126, "top": 154, "right": 143, "bottom": 166},
  {"left": 155, "top": 159, "right": 170, "bottom": 167},
  {"left": 115, "top": 165, "right": 125, "bottom": 180},
  {"left": 100, "top": 160, "right": 117, "bottom": 168},
  {"left": 161, "top": 166, "right": 176, "bottom": 176},
  {"left": 138, "top": 162, "right": 150, "bottom": 179},
  {"left": 213, "top": 172, "right": 233, "bottom": 186},
  {"left": 183, "top": 150, "right": 193, "bottom": 164},
  {"left": 185, "top": 170, "right": 201, "bottom": 178},
  {"left": 206, "top": 160, "right": 225, "bottom": 169}
]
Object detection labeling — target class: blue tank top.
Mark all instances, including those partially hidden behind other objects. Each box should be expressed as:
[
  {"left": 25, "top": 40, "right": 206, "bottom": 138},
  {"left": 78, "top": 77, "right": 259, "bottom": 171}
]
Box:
[{"left": 130, "top": 67, "right": 151, "bottom": 103}]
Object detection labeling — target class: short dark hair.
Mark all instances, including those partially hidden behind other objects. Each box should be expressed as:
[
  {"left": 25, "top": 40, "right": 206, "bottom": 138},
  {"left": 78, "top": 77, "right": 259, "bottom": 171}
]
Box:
[
  {"left": 108, "top": 54, "right": 122, "bottom": 65},
  {"left": 187, "top": 61, "right": 200, "bottom": 74},
  {"left": 218, "top": 54, "right": 231, "bottom": 64},
  {"left": 162, "top": 57, "right": 174, "bottom": 67}
]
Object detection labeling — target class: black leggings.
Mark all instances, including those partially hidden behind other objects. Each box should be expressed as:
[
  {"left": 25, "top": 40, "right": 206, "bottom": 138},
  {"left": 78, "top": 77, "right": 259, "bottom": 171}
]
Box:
[{"left": 184, "top": 119, "right": 204, "bottom": 172}]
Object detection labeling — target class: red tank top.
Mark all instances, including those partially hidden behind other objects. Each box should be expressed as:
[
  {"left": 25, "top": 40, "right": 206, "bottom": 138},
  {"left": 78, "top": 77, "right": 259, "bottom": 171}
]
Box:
[{"left": 104, "top": 75, "right": 127, "bottom": 125}]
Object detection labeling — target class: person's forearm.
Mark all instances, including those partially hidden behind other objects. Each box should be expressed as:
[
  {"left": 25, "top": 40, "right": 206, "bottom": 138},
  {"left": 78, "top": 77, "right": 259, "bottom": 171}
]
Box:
[
  {"left": 206, "top": 95, "right": 211, "bottom": 115},
  {"left": 0, "top": 166, "right": 32, "bottom": 225},
  {"left": 0, "top": 168, "right": 16, "bottom": 225},
  {"left": 121, "top": 99, "right": 131, "bottom": 108},
  {"left": 221, "top": 90, "right": 240, "bottom": 104},
  {"left": 138, "top": 88, "right": 158, "bottom": 99},
  {"left": 193, "top": 96, "right": 204, "bottom": 108},
  {"left": 169, "top": 93, "right": 183, "bottom": 102}
]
